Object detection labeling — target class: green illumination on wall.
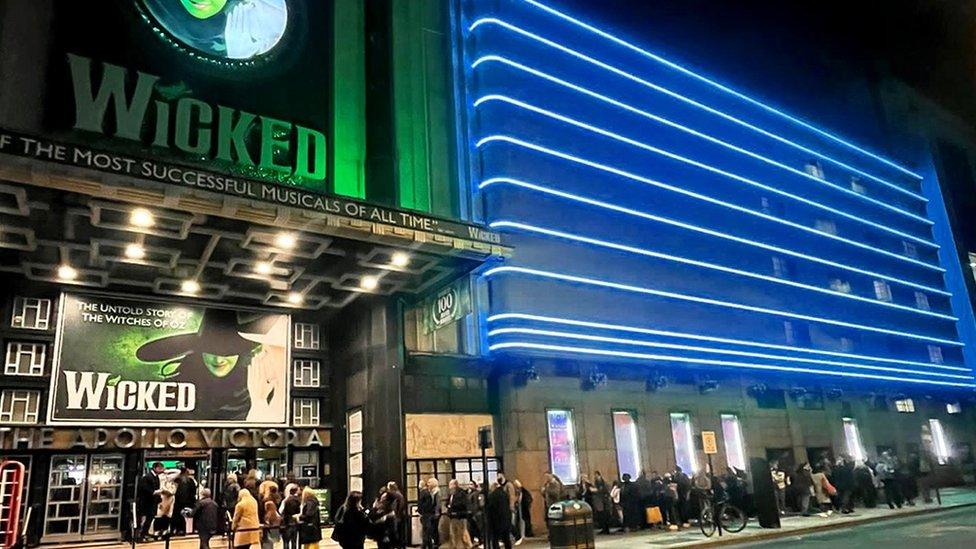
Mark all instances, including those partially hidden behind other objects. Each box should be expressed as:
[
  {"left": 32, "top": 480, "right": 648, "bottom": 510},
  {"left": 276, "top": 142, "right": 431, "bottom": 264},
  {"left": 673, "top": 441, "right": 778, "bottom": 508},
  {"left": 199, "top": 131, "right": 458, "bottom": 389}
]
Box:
[{"left": 333, "top": 0, "right": 367, "bottom": 199}]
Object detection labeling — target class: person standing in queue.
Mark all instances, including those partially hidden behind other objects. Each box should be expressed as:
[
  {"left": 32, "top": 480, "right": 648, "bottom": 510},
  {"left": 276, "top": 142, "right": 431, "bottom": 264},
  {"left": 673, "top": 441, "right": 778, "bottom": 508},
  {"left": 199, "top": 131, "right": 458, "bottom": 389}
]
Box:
[
  {"left": 223, "top": 474, "right": 242, "bottom": 516},
  {"left": 331, "top": 491, "right": 370, "bottom": 549},
  {"left": 298, "top": 487, "right": 323, "bottom": 549},
  {"left": 136, "top": 462, "right": 165, "bottom": 542},
  {"left": 447, "top": 480, "right": 473, "bottom": 549},
  {"left": 486, "top": 481, "right": 513, "bottom": 549},
  {"left": 191, "top": 488, "right": 221, "bottom": 549},
  {"left": 280, "top": 484, "right": 302, "bottom": 549},
  {"left": 231, "top": 489, "right": 261, "bottom": 549},
  {"left": 417, "top": 479, "right": 442, "bottom": 549}
]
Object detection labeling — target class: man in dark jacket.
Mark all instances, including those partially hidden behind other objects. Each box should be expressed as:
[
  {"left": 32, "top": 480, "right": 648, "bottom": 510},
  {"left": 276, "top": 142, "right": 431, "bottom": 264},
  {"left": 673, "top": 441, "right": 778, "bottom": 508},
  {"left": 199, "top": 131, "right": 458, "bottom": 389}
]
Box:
[
  {"left": 222, "top": 473, "right": 241, "bottom": 514},
  {"left": 673, "top": 467, "right": 692, "bottom": 527},
  {"left": 281, "top": 485, "right": 302, "bottom": 549},
  {"left": 635, "top": 471, "right": 653, "bottom": 528},
  {"left": 486, "top": 482, "right": 513, "bottom": 549},
  {"left": 386, "top": 482, "right": 407, "bottom": 548},
  {"left": 191, "top": 489, "right": 221, "bottom": 549},
  {"left": 136, "top": 462, "right": 164, "bottom": 541},
  {"left": 832, "top": 457, "right": 855, "bottom": 513},
  {"left": 417, "top": 479, "right": 441, "bottom": 549},
  {"left": 620, "top": 474, "right": 643, "bottom": 532}
]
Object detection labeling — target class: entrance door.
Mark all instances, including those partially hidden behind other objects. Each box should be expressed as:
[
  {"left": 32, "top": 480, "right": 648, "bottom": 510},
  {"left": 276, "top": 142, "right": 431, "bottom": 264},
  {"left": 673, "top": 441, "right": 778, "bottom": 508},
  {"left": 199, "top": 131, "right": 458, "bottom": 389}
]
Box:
[{"left": 44, "top": 454, "right": 124, "bottom": 542}]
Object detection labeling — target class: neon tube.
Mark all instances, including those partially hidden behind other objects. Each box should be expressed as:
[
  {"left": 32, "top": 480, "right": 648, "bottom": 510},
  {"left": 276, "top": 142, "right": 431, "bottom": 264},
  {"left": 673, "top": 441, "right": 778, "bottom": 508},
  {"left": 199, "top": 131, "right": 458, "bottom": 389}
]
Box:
[
  {"left": 487, "top": 313, "right": 971, "bottom": 372},
  {"left": 489, "top": 342, "right": 976, "bottom": 388},
  {"left": 483, "top": 265, "right": 963, "bottom": 346},
  {"left": 472, "top": 55, "right": 926, "bottom": 204},
  {"left": 487, "top": 327, "right": 973, "bottom": 380},
  {"left": 468, "top": 18, "right": 926, "bottom": 198},
  {"left": 489, "top": 220, "right": 956, "bottom": 321},
  {"left": 475, "top": 94, "right": 934, "bottom": 234},
  {"left": 479, "top": 177, "right": 950, "bottom": 296},
  {"left": 477, "top": 136, "right": 944, "bottom": 272},
  {"left": 518, "top": 0, "right": 924, "bottom": 181}
]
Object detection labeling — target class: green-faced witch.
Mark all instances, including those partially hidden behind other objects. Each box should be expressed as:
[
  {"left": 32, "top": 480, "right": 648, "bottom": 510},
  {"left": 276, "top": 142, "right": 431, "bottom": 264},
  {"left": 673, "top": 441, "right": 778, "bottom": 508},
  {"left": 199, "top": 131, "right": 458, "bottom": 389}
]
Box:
[
  {"left": 143, "top": 0, "right": 289, "bottom": 60},
  {"left": 136, "top": 309, "right": 287, "bottom": 422}
]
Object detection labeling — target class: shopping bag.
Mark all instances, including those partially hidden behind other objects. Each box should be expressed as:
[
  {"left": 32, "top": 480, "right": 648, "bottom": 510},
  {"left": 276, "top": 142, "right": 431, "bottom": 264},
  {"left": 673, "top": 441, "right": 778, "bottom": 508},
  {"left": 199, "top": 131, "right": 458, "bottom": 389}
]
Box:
[{"left": 645, "top": 506, "right": 663, "bottom": 525}]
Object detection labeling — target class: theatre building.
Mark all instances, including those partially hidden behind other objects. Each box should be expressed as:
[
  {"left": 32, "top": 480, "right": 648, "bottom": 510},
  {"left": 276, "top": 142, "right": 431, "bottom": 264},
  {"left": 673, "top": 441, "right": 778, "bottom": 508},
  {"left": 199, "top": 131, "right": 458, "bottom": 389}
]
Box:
[{"left": 0, "top": 0, "right": 505, "bottom": 544}]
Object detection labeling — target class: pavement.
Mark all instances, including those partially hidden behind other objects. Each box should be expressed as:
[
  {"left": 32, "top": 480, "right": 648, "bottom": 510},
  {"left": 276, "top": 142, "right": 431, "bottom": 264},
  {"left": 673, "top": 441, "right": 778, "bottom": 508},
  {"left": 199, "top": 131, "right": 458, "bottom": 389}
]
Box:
[{"left": 63, "top": 487, "right": 976, "bottom": 549}]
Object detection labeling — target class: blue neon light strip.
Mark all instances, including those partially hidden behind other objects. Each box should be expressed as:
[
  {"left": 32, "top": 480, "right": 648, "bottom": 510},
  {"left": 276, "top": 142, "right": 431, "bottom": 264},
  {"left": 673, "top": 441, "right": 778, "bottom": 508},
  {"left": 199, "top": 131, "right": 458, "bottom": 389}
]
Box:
[
  {"left": 483, "top": 265, "right": 963, "bottom": 346},
  {"left": 477, "top": 136, "right": 944, "bottom": 272},
  {"left": 488, "top": 341, "right": 976, "bottom": 388},
  {"left": 487, "top": 313, "right": 970, "bottom": 372},
  {"left": 518, "top": 0, "right": 924, "bottom": 181},
  {"left": 480, "top": 178, "right": 951, "bottom": 296},
  {"left": 488, "top": 327, "right": 973, "bottom": 380},
  {"left": 489, "top": 220, "right": 957, "bottom": 321},
  {"left": 468, "top": 18, "right": 927, "bottom": 200},
  {"left": 472, "top": 56, "right": 926, "bottom": 207},
  {"left": 474, "top": 94, "right": 934, "bottom": 234}
]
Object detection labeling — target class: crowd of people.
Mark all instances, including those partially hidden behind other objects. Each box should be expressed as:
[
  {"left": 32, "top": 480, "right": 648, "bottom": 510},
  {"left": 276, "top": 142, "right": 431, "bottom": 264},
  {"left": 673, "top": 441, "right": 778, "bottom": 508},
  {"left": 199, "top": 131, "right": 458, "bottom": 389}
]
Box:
[{"left": 134, "top": 462, "right": 324, "bottom": 549}]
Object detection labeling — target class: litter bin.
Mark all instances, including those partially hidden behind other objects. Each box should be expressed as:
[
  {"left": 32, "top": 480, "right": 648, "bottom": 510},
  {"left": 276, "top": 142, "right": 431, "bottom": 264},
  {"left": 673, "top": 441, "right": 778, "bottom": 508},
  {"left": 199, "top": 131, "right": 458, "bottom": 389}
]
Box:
[{"left": 547, "top": 500, "right": 595, "bottom": 549}]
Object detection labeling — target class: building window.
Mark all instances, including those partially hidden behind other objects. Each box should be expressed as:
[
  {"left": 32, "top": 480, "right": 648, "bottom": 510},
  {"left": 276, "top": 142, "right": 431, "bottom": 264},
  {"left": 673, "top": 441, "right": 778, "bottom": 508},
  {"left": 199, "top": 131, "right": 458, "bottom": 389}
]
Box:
[
  {"left": 293, "top": 360, "right": 321, "bottom": 388},
  {"left": 756, "top": 389, "right": 787, "bottom": 409},
  {"left": 0, "top": 390, "right": 41, "bottom": 424},
  {"left": 842, "top": 417, "right": 865, "bottom": 462},
  {"left": 894, "top": 398, "right": 915, "bottom": 413},
  {"left": 839, "top": 337, "right": 855, "bottom": 352},
  {"left": 929, "top": 419, "right": 950, "bottom": 465},
  {"left": 293, "top": 323, "right": 320, "bottom": 350},
  {"left": 947, "top": 402, "right": 962, "bottom": 414},
  {"left": 829, "top": 279, "right": 852, "bottom": 294},
  {"left": 292, "top": 398, "right": 320, "bottom": 426},
  {"left": 4, "top": 342, "right": 46, "bottom": 376},
  {"left": 771, "top": 257, "right": 791, "bottom": 279},
  {"left": 784, "top": 321, "right": 810, "bottom": 346},
  {"left": 913, "top": 292, "right": 930, "bottom": 311},
  {"left": 873, "top": 280, "right": 892, "bottom": 302},
  {"left": 795, "top": 390, "right": 825, "bottom": 410},
  {"left": 902, "top": 241, "right": 918, "bottom": 258},
  {"left": 546, "top": 409, "right": 579, "bottom": 483},
  {"left": 10, "top": 297, "right": 52, "bottom": 330},
  {"left": 927, "top": 345, "right": 944, "bottom": 364},
  {"left": 669, "top": 412, "right": 698, "bottom": 473},
  {"left": 612, "top": 411, "right": 641, "bottom": 480},
  {"left": 850, "top": 177, "right": 867, "bottom": 195},
  {"left": 720, "top": 414, "right": 747, "bottom": 471},
  {"left": 804, "top": 161, "right": 825, "bottom": 179},
  {"left": 815, "top": 219, "right": 837, "bottom": 235}
]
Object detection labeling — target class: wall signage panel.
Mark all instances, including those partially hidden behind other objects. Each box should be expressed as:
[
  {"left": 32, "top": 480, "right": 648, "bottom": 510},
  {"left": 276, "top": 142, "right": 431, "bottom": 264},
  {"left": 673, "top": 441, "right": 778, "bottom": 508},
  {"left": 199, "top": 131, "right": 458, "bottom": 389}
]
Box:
[{"left": 404, "top": 413, "right": 495, "bottom": 459}]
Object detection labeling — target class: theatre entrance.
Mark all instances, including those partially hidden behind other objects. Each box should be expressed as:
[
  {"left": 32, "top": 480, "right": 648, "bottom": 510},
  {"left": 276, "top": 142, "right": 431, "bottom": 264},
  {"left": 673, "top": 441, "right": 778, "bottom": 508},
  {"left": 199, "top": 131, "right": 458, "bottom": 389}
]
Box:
[{"left": 43, "top": 454, "right": 125, "bottom": 543}]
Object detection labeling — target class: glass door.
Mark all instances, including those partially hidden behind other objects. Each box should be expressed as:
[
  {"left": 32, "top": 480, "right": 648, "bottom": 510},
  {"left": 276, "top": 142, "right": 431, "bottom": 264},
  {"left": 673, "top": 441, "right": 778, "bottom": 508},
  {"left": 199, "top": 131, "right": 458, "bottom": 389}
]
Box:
[
  {"left": 44, "top": 454, "right": 125, "bottom": 542},
  {"left": 44, "top": 455, "right": 86, "bottom": 538},
  {"left": 85, "top": 455, "right": 124, "bottom": 536}
]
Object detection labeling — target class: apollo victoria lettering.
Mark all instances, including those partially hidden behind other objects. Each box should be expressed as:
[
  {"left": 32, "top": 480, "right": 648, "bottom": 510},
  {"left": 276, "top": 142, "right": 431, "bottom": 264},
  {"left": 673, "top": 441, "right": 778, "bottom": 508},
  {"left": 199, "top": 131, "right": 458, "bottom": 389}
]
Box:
[{"left": 68, "top": 53, "right": 327, "bottom": 185}]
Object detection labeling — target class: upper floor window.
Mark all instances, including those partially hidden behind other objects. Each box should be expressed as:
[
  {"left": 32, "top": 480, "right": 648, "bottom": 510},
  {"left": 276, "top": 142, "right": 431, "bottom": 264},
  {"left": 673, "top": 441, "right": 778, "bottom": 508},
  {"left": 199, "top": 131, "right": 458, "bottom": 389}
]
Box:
[
  {"left": 293, "top": 323, "right": 320, "bottom": 350},
  {"left": 850, "top": 177, "right": 867, "bottom": 195},
  {"left": 815, "top": 219, "right": 838, "bottom": 235},
  {"left": 873, "top": 280, "right": 892, "bottom": 302},
  {"left": 927, "top": 345, "right": 944, "bottom": 364},
  {"left": 902, "top": 241, "right": 918, "bottom": 259},
  {"left": 829, "top": 279, "right": 852, "bottom": 294},
  {"left": 914, "top": 292, "right": 930, "bottom": 311},
  {"left": 292, "top": 398, "right": 320, "bottom": 426},
  {"left": 804, "top": 161, "right": 825, "bottom": 179},
  {"left": 784, "top": 321, "right": 811, "bottom": 346},
  {"left": 10, "top": 297, "right": 52, "bottom": 330},
  {"left": 293, "top": 359, "right": 321, "bottom": 388},
  {"left": 894, "top": 398, "right": 915, "bottom": 413},
  {"left": 0, "top": 390, "right": 40, "bottom": 424},
  {"left": 771, "top": 257, "right": 791, "bottom": 279},
  {"left": 947, "top": 402, "right": 962, "bottom": 415},
  {"left": 4, "top": 342, "right": 46, "bottom": 376}
]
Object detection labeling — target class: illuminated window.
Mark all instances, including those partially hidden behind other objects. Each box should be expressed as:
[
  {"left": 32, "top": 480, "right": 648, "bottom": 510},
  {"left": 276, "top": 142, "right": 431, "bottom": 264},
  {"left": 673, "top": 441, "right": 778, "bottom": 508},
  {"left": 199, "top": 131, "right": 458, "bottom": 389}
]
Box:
[
  {"left": 292, "top": 398, "right": 319, "bottom": 426},
  {"left": 783, "top": 321, "right": 810, "bottom": 346},
  {"left": 771, "top": 257, "right": 791, "bottom": 279},
  {"left": 815, "top": 219, "right": 837, "bottom": 235},
  {"left": 927, "top": 345, "right": 944, "bottom": 365},
  {"left": 842, "top": 417, "right": 865, "bottom": 462},
  {"left": 894, "top": 398, "right": 915, "bottom": 413},
  {"left": 612, "top": 411, "right": 641, "bottom": 479},
  {"left": 914, "top": 292, "right": 930, "bottom": 311},
  {"left": 804, "top": 161, "right": 825, "bottom": 179},
  {"left": 293, "top": 359, "right": 321, "bottom": 388},
  {"left": 873, "top": 280, "right": 892, "bottom": 302},
  {"left": 669, "top": 412, "right": 698, "bottom": 473},
  {"left": 850, "top": 177, "right": 867, "bottom": 195},
  {"left": 293, "top": 323, "right": 320, "bottom": 350},
  {"left": 4, "top": 342, "right": 46, "bottom": 376},
  {"left": 902, "top": 241, "right": 918, "bottom": 258},
  {"left": 546, "top": 409, "right": 579, "bottom": 483},
  {"left": 0, "top": 390, "right": 40, "bottom": 424},
  {"left": 946, "top": 402, "right": 962, "bottom": 415},
  {"left": 839, "top": 337, "right": 855, "bottom": 352},
  {"left": 720, "top": 414, "right": 746, "bottom": 471},
  {"left": 829, "top": 279, "right": 851, "bottom": 294},
  {"left": 10, "top": 297, "right": 52, "bottom": 330},
  {"left": 929, "top": 419, "right": 950, "bottom": 465}
]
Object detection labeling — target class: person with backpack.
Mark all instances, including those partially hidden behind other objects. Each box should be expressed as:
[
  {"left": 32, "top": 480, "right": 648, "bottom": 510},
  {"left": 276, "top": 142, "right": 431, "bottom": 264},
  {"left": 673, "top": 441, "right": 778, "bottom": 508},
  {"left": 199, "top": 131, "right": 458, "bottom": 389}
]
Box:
[{"left": 331, "top": 491, "right": 370, "bottom": 549}]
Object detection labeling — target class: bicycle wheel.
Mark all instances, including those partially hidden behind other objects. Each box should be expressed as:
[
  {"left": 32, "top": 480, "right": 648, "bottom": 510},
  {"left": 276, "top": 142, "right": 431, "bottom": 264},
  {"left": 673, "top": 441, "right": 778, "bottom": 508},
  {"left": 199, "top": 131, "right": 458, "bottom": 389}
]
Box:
[
  {"left": 698, "top": 506, "right": 716, "bottom": 537},
  {"left": 719, "top": 503, "right": 747, "bottom": 533}
]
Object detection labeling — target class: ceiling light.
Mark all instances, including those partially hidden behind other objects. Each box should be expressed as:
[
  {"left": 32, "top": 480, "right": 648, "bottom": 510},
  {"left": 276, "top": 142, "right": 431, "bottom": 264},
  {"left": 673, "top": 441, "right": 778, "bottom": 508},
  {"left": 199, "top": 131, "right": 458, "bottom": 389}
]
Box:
[
  {"left": 124, "top": 243, "right": 146, "bottom": 259},
  {"left": 360, "top": 275, "right": 379, "bottom": 291},
  {"left": 255, "top": 261, "right": 273, "bottom": 275},
  {"left": 57, "top": 264, "right": 78, "bottom": 281},
  {"left": 390, "top": 251, "right": 410, "bottom": 267},
  {"left": 129, "top": 208, "right": 155, "bottom": 228},
  {"left": 181, "top": 280, "right": 200, "bottom": 294},
  {"left": 287, "top": 292, "right": 304, "bottom": 305},
  {"left": 274, "top": 232, "right": 297, "bottom": 250}
]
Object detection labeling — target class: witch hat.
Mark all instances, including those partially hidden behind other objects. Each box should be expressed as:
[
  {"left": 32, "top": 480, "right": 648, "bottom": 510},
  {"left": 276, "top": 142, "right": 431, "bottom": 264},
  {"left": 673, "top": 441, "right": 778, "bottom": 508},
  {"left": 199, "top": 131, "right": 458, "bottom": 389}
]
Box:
[{"left": 136, "top": 308, "right": 259, "bottom": 362}]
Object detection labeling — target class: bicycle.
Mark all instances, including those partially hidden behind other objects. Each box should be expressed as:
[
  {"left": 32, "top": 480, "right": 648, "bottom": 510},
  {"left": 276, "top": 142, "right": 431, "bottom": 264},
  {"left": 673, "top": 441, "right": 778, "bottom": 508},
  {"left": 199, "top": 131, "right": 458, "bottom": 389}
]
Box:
[{"left": 698, "top": 493, "right": 747, "bottom": 537}]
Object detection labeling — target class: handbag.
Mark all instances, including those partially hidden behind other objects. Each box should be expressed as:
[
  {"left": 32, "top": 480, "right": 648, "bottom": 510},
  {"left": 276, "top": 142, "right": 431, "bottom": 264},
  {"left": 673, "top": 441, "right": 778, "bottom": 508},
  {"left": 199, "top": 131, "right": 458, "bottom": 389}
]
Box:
[{"left": 822, "top": 477, "right": 837, "bottom": 497}]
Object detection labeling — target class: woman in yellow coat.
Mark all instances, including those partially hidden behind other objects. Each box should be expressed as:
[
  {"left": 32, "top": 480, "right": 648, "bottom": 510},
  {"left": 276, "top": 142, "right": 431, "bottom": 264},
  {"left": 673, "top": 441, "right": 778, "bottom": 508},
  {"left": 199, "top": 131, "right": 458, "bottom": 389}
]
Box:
[{"left": 232, "top": 489, "right": 262, "bottom": 549}]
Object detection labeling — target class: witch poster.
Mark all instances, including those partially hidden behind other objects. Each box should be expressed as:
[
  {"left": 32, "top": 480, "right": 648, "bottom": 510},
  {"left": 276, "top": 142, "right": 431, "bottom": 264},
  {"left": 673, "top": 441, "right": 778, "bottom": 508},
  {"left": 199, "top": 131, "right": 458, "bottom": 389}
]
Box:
[{"left": 48, "top": 293, "right": 290, "bottom": 426}]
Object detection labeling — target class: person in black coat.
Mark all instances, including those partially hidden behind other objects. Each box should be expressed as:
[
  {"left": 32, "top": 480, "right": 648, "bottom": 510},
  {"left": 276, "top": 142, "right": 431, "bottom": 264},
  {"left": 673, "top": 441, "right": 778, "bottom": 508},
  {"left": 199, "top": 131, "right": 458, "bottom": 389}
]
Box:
[
  {"left": 280, "top": 484, "right": 302, "bottom": 549},
  {"left": 298, "top": 488, "right": 323, "bottom": 546},
  {"left": 486, "top": 482, "right": 513, "bottom": 549},
  {"left": 619, "top": 474, "right": 643, "bottom": 532},
  {"left": 136, "top": 462, "right": 164, "bottom": 541},
  {"left": 173, "top": 468, "right": 198, "bottom": 534},
  {"left": 832, "top": 457, "right": 855, "bottom": 513},
  {"left": 332, "top": 491, "right": 370, "bottom": 549},
  {"left": 191, "top": 489, "right": 221, "bottom": 549},
  {"left": 515, "top": 481, "right": 534, "bottom": 538}
]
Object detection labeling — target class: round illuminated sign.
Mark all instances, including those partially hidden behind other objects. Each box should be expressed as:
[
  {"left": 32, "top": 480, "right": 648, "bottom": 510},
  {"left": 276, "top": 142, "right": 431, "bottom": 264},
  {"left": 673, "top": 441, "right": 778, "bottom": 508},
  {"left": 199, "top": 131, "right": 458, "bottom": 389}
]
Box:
[{"left": 141, "top": 0, "right": 289, "bottom": 62}]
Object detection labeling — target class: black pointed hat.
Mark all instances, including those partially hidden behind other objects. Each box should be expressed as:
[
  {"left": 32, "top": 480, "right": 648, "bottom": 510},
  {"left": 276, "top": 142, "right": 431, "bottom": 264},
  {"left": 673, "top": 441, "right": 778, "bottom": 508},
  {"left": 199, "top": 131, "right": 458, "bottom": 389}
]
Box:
[{"left": 136, "top": 308, "right": 260, "bottom": 362}]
